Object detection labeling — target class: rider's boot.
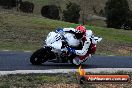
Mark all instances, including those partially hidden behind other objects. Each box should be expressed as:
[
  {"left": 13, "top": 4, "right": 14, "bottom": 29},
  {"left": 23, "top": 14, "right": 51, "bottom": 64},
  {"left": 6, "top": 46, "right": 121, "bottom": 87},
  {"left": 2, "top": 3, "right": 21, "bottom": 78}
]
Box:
[{"left": 72, "top": 54, "right": 91, "bottom": 65}]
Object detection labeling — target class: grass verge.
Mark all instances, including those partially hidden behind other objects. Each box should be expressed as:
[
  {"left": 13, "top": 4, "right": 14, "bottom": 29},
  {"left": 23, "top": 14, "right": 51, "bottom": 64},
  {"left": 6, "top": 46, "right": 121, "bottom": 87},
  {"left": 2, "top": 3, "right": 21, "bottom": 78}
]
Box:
[{"left": 0, "top": 73, "right": 80, "bottom": 88}]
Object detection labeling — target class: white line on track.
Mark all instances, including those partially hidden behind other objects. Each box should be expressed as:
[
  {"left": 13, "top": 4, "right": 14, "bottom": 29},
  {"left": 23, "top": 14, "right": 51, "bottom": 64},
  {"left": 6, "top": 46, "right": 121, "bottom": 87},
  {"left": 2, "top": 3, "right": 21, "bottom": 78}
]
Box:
[
  {"left": 0, "top": 68, "right": 132, "bottom": 75},
  {"left": 24, "top": 51, "right": 32, "bottom": 52},
  {"left": 1, "top": 50, "right": 32, "bottom": 52},
  {"left": 2, "top": 50, "right": 10, "bottom": 52}
]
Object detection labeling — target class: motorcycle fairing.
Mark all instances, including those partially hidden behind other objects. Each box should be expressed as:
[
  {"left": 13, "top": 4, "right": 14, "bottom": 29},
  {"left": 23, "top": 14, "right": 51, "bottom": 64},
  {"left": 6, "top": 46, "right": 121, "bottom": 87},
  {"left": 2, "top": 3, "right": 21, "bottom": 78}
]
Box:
[{"left": 45, "top": 32, "right": 62, "bottom": 50}]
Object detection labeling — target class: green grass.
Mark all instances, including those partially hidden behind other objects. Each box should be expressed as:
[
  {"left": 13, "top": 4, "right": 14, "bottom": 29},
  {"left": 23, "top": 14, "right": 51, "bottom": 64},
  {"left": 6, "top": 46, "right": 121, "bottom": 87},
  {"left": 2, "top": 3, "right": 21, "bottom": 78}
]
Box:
[
  {"left": 0, "top": 73, "right": 79, "bottom": 88},
  {"left": 88, "top": 26, "right": 132, "bottom": 43},
  {"left": 0, "top": 13, "right": 132, "bottom": 55}
]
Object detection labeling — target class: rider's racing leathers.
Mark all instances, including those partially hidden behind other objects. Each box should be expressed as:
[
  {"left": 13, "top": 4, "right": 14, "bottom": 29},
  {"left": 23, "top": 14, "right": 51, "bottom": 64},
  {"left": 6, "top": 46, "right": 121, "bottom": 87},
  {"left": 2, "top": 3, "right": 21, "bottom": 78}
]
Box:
[{"left": 56, "top": 27, "right": 94, "bottom": 65}]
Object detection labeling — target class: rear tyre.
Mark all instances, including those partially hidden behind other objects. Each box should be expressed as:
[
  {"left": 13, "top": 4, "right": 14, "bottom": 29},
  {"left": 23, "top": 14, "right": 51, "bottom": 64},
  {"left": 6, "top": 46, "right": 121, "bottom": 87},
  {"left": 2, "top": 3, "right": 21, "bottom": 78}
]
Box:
[{"left": 30, "top": 48, "right": 49, "bottom": 65}]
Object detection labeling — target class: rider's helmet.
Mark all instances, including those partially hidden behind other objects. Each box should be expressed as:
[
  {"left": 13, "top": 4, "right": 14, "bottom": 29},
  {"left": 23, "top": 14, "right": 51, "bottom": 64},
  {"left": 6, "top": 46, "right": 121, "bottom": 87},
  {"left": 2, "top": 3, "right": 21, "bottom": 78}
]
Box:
[{"left": 75, "top": 25, "right": 86, "bottom": 39}]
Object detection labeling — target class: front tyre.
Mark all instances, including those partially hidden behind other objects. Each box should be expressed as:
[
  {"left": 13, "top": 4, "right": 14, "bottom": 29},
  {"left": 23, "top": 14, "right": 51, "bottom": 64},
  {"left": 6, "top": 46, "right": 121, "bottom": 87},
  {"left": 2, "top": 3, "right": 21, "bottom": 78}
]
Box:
[{"left": 30, "top": 48, "right": 48, "bottom": 65}]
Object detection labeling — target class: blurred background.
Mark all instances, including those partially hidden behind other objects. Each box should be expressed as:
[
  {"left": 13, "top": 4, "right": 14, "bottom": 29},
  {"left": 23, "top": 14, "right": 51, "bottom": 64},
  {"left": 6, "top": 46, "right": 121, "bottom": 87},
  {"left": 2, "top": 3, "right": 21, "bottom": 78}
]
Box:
[
  {"left": 0, "top": 0, "right": 132, "bottom": 29},
  {"left": 0, "top": 0, "right": 131, "bottom": 56}
]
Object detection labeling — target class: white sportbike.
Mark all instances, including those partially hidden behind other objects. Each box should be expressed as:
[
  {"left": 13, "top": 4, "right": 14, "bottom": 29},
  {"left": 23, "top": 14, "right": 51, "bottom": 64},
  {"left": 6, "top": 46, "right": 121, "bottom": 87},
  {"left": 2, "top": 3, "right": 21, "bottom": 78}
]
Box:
[{"left": 30, "top": 31, "right": 102, "bottom": 65}]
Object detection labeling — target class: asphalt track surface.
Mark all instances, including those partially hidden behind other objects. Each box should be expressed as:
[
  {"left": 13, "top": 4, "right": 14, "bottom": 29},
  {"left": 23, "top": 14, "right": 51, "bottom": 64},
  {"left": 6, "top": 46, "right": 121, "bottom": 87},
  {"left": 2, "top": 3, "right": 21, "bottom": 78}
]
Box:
[{"left": 0, "top": 51, "right": 132, "bottom": 71}]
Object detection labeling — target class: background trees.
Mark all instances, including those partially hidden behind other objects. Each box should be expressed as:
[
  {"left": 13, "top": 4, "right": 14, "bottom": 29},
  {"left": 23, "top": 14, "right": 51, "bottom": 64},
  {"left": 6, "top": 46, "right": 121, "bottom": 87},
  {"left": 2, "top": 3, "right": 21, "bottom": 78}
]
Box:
[
  {"left": 62, "top": 2, "right": 81, "bottom": 24},
  {"left": 40, "top": 2, "right": 81, "bottom": 23},
  {"left": 41, "top": 5, "right": 60, "bottom": 20},
  {"left": 0, "top": 0, "right": 17, "bottom": 9},
  {"left": 105, "top": 0, "right": 130, "bottom": 29},
  {"left": 19, "top": 1, "right": 34, "bottom": 13}
]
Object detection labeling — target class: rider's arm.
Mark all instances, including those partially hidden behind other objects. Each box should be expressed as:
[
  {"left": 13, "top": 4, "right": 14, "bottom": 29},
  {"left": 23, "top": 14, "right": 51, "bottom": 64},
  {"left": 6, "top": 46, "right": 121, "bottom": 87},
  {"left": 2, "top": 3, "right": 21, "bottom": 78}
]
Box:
[
  {"left": 56, "top": 28, "right": 76, "bottom": 35},
  {"left": 63, "top": 28, "right": 81, "bottom": 34},
  {"left": 75, "top": 37, "right": 91, "bottom": 56},
  {"left": 63, "top": 28, "right": 76, "bottom": 32}
]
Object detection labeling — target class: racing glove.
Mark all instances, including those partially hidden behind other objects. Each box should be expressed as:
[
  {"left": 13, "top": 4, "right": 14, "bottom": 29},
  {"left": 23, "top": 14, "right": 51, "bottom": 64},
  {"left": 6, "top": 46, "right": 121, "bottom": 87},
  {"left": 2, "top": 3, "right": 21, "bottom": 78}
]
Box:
[
  {"left": 56, "top": 28, "right": 66, "bottom": 41},
  {"left": 56, "top": 28, "right": 64, "bottom": 35},
  {"left": 67, "top": 47, "right": 75, "bottom": 54}
]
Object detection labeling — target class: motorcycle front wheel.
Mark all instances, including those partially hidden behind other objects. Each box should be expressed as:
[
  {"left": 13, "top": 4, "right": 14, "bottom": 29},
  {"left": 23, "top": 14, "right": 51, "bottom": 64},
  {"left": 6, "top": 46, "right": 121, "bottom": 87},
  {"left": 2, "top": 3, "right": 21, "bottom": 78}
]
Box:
[{"left": 30, "top": 48, "right": 51, "bottom": 65}]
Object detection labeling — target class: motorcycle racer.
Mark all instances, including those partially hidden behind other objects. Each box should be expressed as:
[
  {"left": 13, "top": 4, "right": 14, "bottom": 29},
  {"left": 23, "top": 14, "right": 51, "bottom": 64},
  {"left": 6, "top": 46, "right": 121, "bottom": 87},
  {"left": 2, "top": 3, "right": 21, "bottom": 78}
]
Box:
[{"left": 56, "top": 25, "right": 102, "bottom": 65}]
